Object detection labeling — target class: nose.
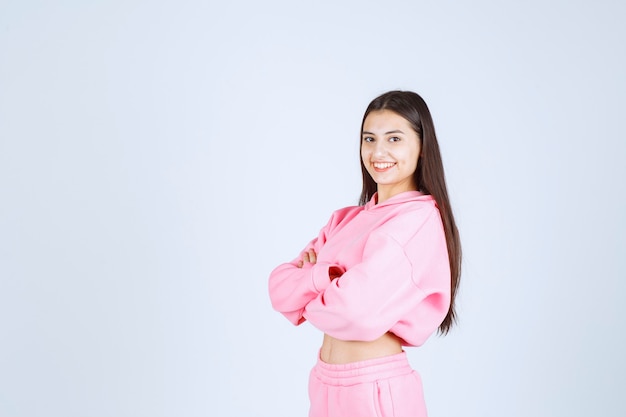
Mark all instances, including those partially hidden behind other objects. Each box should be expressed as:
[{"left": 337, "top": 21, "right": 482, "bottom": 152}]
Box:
[{"left": 373, "top": 140, "right": 388, "bottom": 157}]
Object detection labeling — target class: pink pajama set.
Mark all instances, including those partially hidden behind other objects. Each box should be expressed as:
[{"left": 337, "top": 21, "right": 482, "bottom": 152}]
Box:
[{"left": 269, "top": 191, "right": 451, "bottom": 417}]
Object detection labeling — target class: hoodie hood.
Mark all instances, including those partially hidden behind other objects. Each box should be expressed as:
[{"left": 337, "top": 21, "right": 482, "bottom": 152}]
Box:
[{"left": 364, "top": 190, "right": 433, "bottom": 211}]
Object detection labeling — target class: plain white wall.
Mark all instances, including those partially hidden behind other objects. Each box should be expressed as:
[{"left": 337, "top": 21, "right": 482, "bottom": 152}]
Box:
[{"left": 1, "top": 1, "right": 624, "bottom": 416}]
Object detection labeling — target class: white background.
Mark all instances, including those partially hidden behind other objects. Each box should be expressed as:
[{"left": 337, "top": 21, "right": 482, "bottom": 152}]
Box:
[{"left": 1, "top": 1, "right": 625, "bottom": 416}]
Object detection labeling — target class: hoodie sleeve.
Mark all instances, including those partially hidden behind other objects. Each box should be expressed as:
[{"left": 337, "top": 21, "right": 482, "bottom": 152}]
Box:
[
  {"left": 268, "top": 212, "right": 344, "bottom": 326},
  {"left": 302, "top": 208, "right": 451, "bottom": 346}
]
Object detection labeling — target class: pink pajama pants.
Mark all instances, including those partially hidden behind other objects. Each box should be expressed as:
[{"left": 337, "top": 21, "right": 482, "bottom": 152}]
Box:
[{"left": 308, "top": 351, "right": 427, "bottom": 417}]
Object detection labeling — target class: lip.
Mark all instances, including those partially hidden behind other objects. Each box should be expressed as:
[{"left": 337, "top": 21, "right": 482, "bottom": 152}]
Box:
[{"left": 372, "top": 162, "right": 396, "bottom": 172}]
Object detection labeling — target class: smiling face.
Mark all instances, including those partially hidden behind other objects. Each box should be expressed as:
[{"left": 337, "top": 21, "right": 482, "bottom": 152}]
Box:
[{"left": 361, "top": 110, "right": 421, "bottom": 203}]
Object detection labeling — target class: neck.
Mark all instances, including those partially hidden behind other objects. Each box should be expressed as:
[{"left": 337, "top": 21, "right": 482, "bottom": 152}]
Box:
[{"left": 376, "top": 185, "right": 417, "bottom": 204}]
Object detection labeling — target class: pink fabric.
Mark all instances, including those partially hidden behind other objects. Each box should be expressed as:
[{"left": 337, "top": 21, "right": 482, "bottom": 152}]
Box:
[
  {"left": 268, "top": 191, "right": 450, "bottom": 347},
  {"left": 308, "top": 352, "right": 427, "bottom": 417}
]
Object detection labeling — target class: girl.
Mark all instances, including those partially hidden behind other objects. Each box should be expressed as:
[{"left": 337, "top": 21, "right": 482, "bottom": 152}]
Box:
[{"left": 269, "top": 90, "right": 461, "bottom": 417}]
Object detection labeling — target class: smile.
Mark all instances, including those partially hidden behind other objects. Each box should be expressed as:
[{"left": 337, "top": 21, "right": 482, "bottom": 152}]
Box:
[{"left": 373, "top": 162, "right": 396, "bottom": 170}]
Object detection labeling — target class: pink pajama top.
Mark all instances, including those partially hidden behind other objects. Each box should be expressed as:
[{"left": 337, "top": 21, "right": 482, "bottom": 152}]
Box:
[{"left": 268, "top": 191, "right": 451, "bottom": 347}]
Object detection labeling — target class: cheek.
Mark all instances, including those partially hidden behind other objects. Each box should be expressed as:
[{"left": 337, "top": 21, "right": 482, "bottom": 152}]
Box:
[{"left": 409, "top": 144, "right": 421, "bottom": 165}]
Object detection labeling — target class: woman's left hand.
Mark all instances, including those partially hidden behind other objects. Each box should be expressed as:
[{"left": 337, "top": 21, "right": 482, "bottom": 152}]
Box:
[{"left": 297, "top": 249, "right": 317, "bottom": 268}]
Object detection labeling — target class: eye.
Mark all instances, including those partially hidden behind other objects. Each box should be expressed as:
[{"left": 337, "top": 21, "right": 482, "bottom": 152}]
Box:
[
  {"left": 362, "top": 136, "right": 374, "bottom": 143},
  {"left": 389, "top": 136, "right": 401, "bottom": 142}
]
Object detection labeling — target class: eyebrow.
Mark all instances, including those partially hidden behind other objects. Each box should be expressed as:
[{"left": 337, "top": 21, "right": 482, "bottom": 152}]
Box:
[{"left": 362, "top": 129, "right": 405, "bottom": 135}]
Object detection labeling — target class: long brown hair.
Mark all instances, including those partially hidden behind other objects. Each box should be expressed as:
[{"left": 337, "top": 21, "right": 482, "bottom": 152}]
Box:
[{"left": 358, "top": 90, "right": 461, "bottom": 334}]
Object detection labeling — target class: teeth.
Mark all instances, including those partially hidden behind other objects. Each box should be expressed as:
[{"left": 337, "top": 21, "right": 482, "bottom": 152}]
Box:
[{"left": 374, "top": 162, "right": 395, "bottom": 169}]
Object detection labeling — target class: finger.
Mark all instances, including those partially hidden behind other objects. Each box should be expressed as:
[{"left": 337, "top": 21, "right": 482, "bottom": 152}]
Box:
[
  {"left": 302, "top": 252, "right": 310, "bottom": 263},
  {"left": 297, "top": 260, "right": 303, "bottom": 268},
  {"left": 308, "top": 249, "right": 317, "bottom": 264}
]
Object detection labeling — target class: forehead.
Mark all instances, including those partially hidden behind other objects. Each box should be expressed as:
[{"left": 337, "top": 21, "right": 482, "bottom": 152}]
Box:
[{"left": 362, "top": 110, "right": 412, "bottom": 132}]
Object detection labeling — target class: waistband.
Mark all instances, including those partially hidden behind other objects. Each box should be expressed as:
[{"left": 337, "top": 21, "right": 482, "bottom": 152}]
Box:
[{"left": 312, "top": 351, "right": 413, "bottom": 386}]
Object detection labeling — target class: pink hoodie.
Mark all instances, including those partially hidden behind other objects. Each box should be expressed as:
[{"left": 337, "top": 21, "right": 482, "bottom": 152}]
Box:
[{"left": 268, "top": 191, "right": 451, "bottom": 347}]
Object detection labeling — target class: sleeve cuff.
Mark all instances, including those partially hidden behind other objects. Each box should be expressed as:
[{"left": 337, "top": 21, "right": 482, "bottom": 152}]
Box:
[{"left": 310, "top": 262, "right": 333, "bottom": 293}]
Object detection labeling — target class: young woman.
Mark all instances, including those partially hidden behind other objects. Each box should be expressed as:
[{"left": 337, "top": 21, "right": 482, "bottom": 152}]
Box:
[{"left": 268, "top": 90, "right": 461, "bottom": 417}]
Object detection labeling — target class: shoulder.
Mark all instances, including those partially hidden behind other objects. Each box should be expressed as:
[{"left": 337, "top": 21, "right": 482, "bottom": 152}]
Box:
[
  {"left": 327, "top": 204, "right": 363, "bottom": 227},
  {"left": 315, "top": 204, "right": 363, "bottom": 236}
]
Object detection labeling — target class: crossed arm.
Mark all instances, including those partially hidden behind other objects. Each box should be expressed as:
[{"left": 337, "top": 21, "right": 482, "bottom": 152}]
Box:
[{"left": 297, "top": 248, "right": 343, "bottom": 280}]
